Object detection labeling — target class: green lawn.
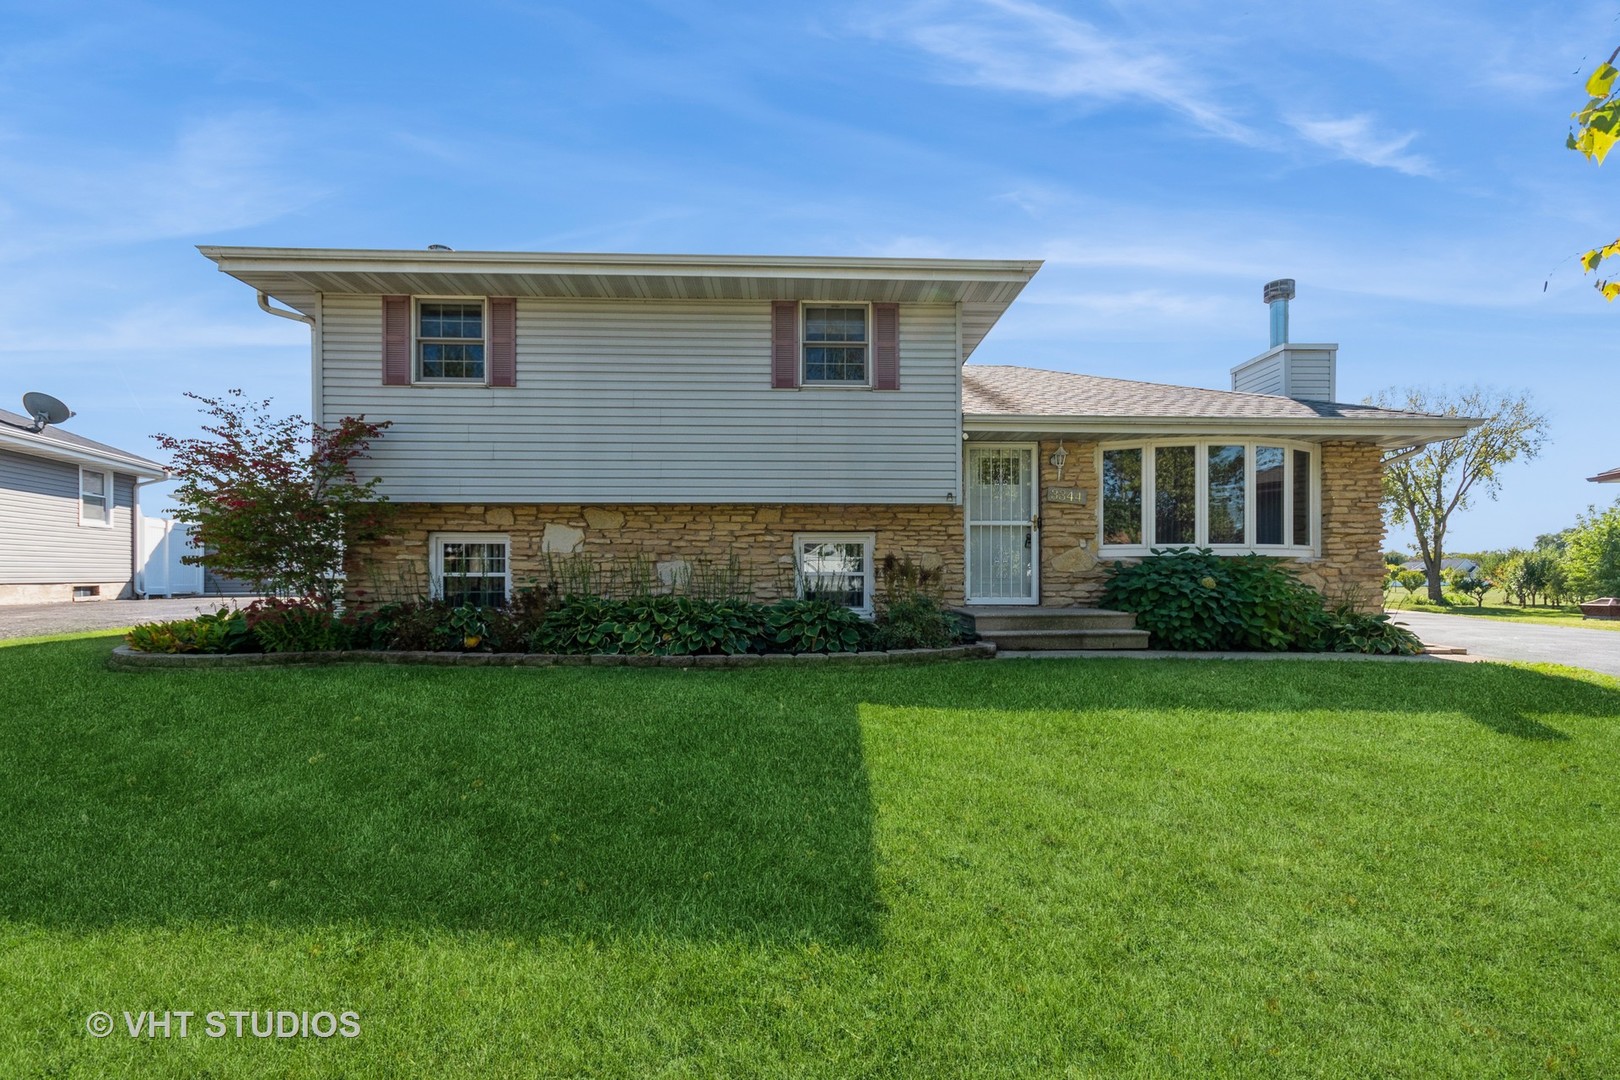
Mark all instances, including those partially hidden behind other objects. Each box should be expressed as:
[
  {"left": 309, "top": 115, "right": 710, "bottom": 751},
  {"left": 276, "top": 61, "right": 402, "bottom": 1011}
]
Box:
[
  {"left": 2, "top": 637, "right": 1618, "bottom": 1077},
  {"left": 1385, "top": 588, "right": 1620, "bottom": 631}
]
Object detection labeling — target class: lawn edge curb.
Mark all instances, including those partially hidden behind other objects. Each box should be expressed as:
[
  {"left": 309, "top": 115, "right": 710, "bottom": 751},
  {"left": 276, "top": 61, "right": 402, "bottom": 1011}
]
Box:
[{"left": 105, "top": 642, "right": 997, "bottom": 671}]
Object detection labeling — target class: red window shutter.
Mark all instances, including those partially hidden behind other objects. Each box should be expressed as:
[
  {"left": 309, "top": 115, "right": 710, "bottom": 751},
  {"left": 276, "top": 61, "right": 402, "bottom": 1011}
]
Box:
[
  {"left": 489, "top": 297, "right": 516, "bottom": 387},
  {"left": 771, "top": 300, "right": 799, "bottom": 389},
  {"left": 872, "top": 302, "right": 899, "bottom": 390},
  {"left": 382, "top": 295, "right": 411, "bottom": 385}
]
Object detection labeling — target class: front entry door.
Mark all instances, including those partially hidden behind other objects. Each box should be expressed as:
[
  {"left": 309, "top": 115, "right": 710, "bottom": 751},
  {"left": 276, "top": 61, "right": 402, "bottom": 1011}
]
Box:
[{"left": 966, "top": 445, "right": 1038, "bottom": 603}]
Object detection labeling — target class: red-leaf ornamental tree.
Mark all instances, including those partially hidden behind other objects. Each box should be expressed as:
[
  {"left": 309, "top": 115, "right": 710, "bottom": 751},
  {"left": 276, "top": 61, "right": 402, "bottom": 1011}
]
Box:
[{"left": 154, "top": 391, "right": 395, "bottom": 606}]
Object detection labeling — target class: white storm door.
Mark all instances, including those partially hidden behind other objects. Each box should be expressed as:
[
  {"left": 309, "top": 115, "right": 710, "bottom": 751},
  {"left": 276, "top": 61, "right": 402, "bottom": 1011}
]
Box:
[{"left": 965, "top": 445, "right": 1038, "bottom": 603}]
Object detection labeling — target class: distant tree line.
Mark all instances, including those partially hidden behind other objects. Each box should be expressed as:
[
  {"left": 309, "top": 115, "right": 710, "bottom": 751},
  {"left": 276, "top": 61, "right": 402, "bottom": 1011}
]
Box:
[{"left": 1384, "top": 500, "right": 1620, "bottom": 607}]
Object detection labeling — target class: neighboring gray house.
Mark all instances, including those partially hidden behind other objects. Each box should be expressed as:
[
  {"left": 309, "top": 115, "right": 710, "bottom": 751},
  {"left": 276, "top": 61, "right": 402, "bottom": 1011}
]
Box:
[{"left": 0, "top": 408, "right": 167, "bottom": 605}]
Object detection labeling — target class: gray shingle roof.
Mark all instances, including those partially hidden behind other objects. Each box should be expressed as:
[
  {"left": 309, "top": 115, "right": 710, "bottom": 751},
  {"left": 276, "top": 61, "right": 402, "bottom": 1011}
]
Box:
[
  {"left": 0, "top": 407, "right": 166, "bottom": 472},
  {"left": 963, "top": 365, "right": 1445, "bottom": 422}
]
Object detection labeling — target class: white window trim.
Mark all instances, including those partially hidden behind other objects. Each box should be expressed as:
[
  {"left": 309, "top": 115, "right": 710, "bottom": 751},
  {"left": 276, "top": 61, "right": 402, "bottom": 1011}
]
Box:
[
  {"left": 793, "top": 531, "right": 876, "bottom": 616},
  {"left": 1095, "top": 439, "right": 1319, "bottom": 558},
  {"left": 800, "top": 302, "right": 873, "bottom": 388},
  {"left": 79, "top": 467, "right": 112, "bottom": 528},
  {"left": 429, "top": 532, "right": 512, "bottom": 604},
  {"left": 413, "top": 296, "right": 489, "bottom": 386}
]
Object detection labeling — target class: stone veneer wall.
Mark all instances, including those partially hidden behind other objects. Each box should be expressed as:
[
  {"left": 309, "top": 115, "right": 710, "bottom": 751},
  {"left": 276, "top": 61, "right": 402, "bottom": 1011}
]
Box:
[
  {"left": 351, "top": 440, "right": 1386, "bottom": 613},
  {"left": 1030, "top": 437, "right": 1387, "bottom": 612},
  {"left": 352, "top": 503, "right": 964, "bottom": 606}
]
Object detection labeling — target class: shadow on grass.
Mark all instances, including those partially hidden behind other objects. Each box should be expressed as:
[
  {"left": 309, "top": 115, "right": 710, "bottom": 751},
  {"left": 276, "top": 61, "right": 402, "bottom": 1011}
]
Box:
[
  {"left": 0, "top": 641, "right": 880, "bottom": 944},
  {"left": 3, "top": 641, "right": 1615, "bottom": 941}
]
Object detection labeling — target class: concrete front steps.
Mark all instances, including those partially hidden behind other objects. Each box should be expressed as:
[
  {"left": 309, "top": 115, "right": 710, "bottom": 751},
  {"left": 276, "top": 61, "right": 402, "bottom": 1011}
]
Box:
[{"left": 957, "top": 606, "right": 1151, "bottom": 652}]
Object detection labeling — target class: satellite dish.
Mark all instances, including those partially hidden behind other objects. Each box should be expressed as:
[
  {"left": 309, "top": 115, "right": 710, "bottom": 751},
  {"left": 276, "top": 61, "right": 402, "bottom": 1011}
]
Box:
[{"left": 21, "top": 391, "right": 73, "bottom": 433}]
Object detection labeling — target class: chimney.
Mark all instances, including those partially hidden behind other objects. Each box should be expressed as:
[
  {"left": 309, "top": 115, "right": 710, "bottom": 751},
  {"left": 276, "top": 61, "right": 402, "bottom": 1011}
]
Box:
[
  {"left": 1230, "top": 279, "right": 1339, "bottom": 401},
  {"left": 1263, "top": 278, "right": 1294, "bottom": 347}
]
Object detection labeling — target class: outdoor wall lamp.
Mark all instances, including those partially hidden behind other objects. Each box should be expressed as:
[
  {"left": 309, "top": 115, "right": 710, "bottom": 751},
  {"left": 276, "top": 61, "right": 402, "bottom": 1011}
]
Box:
[{"left": 1049, "top": 440, "right": 1069, "bottom": 480}]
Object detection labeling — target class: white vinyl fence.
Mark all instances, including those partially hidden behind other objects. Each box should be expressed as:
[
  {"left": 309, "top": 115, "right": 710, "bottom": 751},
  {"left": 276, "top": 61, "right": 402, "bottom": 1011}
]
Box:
[{"left": 137, "top": 517, "right": 204, "bottom": 598}]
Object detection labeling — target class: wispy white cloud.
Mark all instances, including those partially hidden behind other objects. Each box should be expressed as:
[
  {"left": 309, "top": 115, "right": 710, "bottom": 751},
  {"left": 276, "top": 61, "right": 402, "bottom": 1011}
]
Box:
[
  {"left": 0, "top": 110, "right": 327, "bottom": 261},
  {"left": 870, "top": 0, "right": 1261, "bottom": 145},
  {"left": 1288, "top": 114, "right": 1435, "bottom": 177}
]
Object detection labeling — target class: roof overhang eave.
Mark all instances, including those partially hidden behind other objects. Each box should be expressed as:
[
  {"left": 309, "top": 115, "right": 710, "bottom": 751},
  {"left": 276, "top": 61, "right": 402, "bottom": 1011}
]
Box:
[
  {"left": 0, "top": 428, "right": 167, "bottom": 480},
  {"left": 962, "top": 413, "right": 1478, "bottom": 450}
]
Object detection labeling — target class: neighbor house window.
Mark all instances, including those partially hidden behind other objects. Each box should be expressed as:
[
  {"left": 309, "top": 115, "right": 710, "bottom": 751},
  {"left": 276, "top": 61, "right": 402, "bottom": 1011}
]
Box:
[
  {"left": 794, "top": 533, "right": 875, "bottom": 615},
  {"left": 80, "top": 468, "right": 111, "bottom": 527},
  {"left": 1099, "top": 441, "right": 1316, "bottom": 553},
  {"left": 418, "top": 300, "right": 486, "bottom": 381},
  {"left": 431, "top": 533, "right": 510, "bottom": 606},
  {"left": 802, "top": 305, "right": 868, "bottom": 384}
]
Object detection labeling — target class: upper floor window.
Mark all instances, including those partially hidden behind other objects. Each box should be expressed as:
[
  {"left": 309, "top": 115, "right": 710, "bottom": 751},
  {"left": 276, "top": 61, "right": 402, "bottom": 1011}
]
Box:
[
  {"left": 802, "top": 305, "right": 868, "bottom": 384},
  {"left": 1099, "top": 441, "right": 1315, "bottom": 555},
  {"left": 80, "top": 468, "right": 111, "bottom": 527},
  {"left": 418, "top": 301, "right": 485, "bottom": 381}
]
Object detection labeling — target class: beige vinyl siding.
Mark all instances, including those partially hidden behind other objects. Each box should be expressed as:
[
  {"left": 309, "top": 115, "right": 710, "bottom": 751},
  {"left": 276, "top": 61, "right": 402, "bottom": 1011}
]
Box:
[
  {"left": 320, "top": 297, "right": 963, "bottom": 503},
  {"left": 0, "top": 449, "right": 135, "bottom": 585}
]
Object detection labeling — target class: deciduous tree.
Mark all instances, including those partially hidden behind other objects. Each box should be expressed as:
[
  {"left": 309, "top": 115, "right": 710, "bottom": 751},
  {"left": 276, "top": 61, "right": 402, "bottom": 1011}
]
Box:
[
  {"left": 1568, "top": 47, "right": 1620, "bottom": 299},
  {"left": 154, "top": 391, "right": 394, "bottom": 606},
  {"left": 1369, "top": 387, "right": 1549, "bottom": 603}
]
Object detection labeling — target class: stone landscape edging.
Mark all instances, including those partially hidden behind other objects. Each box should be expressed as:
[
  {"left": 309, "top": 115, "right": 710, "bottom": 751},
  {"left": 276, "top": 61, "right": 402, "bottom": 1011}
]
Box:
[{"left": 107, "top": 642, "right": 996, "bottom": 671}]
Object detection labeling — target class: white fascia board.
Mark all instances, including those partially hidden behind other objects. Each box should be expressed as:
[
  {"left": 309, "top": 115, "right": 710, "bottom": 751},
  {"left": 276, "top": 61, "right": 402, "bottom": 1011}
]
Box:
[
  {"left": 197, "top": 246, "right": 1044, "bottom": 284},
  {"left": 962, "top": 414, "right": 1478, "bottom": 449},
  {"left": 0, "top": 428, "right": 167, "bottom": 480}
]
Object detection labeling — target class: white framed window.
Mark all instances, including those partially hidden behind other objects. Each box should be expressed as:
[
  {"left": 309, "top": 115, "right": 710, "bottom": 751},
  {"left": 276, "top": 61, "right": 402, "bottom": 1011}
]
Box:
[
  {"left": 416, "top": 299, "right": 486, "bottom": 382},
  {"left": 79, "top": 467, "right": 111, "bottom": 527},
  {"left": 1098, "top": 441, "right": 1317, "bottom": 556},
  {"left": 430, "top": 533, "right": 510, "bottom": 606},
  {"left": 794, "top": 532, "right": 875, "bottom": 615},
  {"left": 801, "top": 304, "right": 870, "bottom": 385}
]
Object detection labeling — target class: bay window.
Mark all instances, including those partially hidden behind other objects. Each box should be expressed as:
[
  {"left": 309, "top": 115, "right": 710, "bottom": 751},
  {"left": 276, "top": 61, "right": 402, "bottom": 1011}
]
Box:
[{"left": 1099, "top": 441, "right": 1316, "bottom": 554}]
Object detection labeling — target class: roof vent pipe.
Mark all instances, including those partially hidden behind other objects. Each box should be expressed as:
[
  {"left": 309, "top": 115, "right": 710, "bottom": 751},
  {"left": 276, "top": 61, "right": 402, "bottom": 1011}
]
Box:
[{"left": 1263, "top": 278, "right": 1295, "bottom": 348}]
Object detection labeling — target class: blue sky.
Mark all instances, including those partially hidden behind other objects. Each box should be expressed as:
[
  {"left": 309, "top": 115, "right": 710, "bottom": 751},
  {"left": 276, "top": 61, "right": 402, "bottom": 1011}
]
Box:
[{"left": 2, "top": 0, "right": 1617, "bottom": 551}]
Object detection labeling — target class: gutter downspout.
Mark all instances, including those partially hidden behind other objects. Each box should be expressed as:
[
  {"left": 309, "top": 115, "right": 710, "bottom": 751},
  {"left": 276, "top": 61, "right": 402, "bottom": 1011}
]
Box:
[
  {"left": 1381, "top": 445, "right": 1426, "bottom": 467},
  {"left": 257, "top": 291, "right": 314, "bottom": 326},
  {"left": 255, "top": 290, "right": 321, "bottom": 426}
]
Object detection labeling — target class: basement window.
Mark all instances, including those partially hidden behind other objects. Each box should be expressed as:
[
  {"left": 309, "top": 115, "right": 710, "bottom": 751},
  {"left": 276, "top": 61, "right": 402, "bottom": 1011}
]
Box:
[
  {"left": 431, "top": 533, "right": 510, "bottom": 606},
  {"left": 794, "top": 533, "right": 874, "bottom": 615}
]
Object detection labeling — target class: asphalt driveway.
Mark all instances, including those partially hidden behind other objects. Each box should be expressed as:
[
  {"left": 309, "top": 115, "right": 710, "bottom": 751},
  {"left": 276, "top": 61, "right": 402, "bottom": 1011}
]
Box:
[
  {"left": 1389, "top": 609, "right": 1620, "bottom": 679},
  {"left": 0, "top": 597, "right": 255, "bottom": 641}
]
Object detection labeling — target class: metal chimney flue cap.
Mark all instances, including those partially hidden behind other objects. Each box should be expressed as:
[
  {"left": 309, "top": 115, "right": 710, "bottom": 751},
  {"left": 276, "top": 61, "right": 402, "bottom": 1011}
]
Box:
[{"left": 1263, "top": 278, "right": 1296, "bottom": 304}]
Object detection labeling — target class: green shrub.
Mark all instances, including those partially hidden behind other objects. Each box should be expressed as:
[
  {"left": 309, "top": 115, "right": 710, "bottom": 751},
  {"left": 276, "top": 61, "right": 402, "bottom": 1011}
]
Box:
[
  {"left": 761, "top": 599, "right": 865, "bottom": 654},
  {"left": 124, "top": 608, "right": 251, "bottom": 654},
  {"left": 1320, "top": 609, "right": 1423, "bottom": 655},
  {"left": 869, "top": 593, "right": 962, "bottom": 650},
  {"left": 1102, "top": 548, "right": 1330, "bottom": 651},
  {"left": 528, "top": 595, "right": 767, "bottom": 656},
  {"left": 245, "top": 598, "right": 347, "bottom": 653}
]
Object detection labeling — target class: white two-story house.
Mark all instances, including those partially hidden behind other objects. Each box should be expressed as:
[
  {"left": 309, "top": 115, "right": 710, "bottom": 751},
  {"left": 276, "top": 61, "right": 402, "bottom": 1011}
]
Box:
[{"left": 201, "top": 247, "right": 1472, "bottom": 616}]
